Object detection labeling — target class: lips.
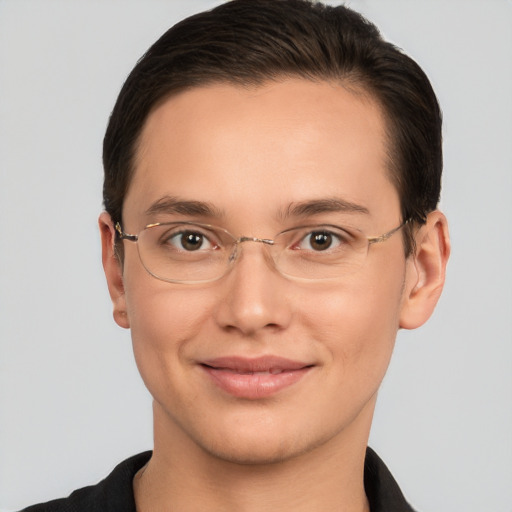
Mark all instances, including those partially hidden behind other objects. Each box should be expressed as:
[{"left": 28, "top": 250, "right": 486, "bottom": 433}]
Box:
[{"left": 200, "top": 356, "right": 313, "bottom": 399}]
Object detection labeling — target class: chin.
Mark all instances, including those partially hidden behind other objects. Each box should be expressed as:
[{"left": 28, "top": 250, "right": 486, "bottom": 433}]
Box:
[
  {"left": 201, "top": 434, "right": 311, "bottom": 466},
  {"left": 191, "top": 415, "right": 344, "bottom": 467}
]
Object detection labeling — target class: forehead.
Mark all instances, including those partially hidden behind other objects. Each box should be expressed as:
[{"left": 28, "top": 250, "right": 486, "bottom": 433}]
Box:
[{"left": 125, "top": 78, "right": 399, "bottom": 228}]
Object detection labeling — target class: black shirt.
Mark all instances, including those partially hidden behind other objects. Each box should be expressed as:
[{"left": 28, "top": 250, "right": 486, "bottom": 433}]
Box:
[{"left": 19, "top": 448, "right": 415, "bottom": 511}]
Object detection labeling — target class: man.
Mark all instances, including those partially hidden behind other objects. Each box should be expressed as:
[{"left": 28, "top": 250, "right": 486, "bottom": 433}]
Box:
[{"left": 22, "top": 0, "right": 449, "bottom": 510}]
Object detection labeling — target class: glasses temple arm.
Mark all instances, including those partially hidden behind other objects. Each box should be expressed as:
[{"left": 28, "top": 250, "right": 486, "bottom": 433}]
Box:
[
  {"left": 115, "top": 222, "right": 138, "bottom": 242},
  {"left": 367, "top": 219, "right": 410, "bottom": 245}
]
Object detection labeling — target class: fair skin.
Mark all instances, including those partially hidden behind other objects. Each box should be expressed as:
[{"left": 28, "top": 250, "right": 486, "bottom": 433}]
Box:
[{"left": 100, "top": 78, "right": 449, "bottom": 511}]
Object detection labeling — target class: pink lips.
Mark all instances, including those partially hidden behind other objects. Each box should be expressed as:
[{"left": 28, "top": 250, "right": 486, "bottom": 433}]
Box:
[{"left": 201, "top": 356, "right": 313, "bottom": 399}]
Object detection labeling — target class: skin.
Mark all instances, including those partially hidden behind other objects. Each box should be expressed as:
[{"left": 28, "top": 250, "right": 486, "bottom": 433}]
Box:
[{"left": 100, "top": 78, "right": 450, "bottom": 511}]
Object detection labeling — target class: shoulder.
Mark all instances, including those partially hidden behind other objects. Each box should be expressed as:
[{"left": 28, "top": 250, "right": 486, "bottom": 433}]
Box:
[{"left": 18, "top": 452, "right": 152, "bottom": 512}]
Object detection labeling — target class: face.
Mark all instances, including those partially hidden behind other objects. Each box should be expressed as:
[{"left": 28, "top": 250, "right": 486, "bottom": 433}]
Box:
[{"left": 106, "top": 79, "right": 418, "bottom": 464}]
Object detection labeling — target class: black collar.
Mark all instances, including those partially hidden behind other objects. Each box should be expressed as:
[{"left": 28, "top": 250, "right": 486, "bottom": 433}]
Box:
[{"left": 364, "top": 447, "right": 416, "bottom": 511}]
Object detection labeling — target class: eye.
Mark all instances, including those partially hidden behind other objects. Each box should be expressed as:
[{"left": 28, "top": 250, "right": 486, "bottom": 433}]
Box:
[
  {"left": 162, "top": 229, "right": 216, "bottom": 252},
  {"left": 294, "top": 228, "right": 350, "bottom": 252},
  {"left": 306, "top": 231, "right": 334, "bottom": 251}
]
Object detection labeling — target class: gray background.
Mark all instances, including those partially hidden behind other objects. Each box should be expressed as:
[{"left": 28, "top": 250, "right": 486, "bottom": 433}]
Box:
[{"left": 1, "top": 1, "right": 511, "bottom": 510}]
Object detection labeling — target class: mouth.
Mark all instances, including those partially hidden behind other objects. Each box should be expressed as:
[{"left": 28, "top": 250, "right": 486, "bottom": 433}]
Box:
[{"left": 200, "top": 356, "right": 314, "bottom": 399}]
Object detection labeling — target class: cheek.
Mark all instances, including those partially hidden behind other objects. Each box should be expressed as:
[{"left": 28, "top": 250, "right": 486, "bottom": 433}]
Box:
[
  {"left": 304, "top": 263, "right": 405, "bottom": 386},
  {"left": 122, "top": 268, "right": 217, "bottom": 394},
  {"left": 123, "top": 246, "right": 216, "bottom": 341}
]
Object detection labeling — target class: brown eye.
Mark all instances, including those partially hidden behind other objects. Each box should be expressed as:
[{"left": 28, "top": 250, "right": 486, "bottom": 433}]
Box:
[
  {"left": 180, "top": 232, "right": 205, "bottom": 251},
  {"left": 308, "top": 232, "right": 333, "bottom": 251},
  {"left": 162, "top": 230, "right": 213, "bottom": 251},
  {"left": 293, "top": 228, "right": 350, "bottom": 252}
]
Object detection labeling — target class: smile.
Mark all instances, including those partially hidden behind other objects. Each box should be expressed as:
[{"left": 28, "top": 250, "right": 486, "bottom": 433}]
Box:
[{"left": 200, "top": 356, "right": 314, "bottom": 399}]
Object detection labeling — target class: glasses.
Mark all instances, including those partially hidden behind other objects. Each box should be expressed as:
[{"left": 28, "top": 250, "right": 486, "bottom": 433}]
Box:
[{"left": 115, "top": 220, "right": 408, "bottom": 284}]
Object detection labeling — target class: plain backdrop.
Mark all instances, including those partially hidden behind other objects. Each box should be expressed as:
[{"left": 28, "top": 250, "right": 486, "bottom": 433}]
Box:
[{"left": 1, "top": 1, "right": 511, "bottom": 511}]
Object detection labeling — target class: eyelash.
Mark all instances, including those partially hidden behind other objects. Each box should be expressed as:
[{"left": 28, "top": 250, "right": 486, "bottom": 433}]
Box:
[{"left": 160, "top": 229, "right": 218, "bottom": 250}]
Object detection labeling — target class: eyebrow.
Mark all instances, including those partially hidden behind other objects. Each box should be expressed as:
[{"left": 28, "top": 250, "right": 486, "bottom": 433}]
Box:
[
  {"left": 280, "top": 198, "right": 370, "bottom": 219},
  {"left": 144, "top": 196, "right": 369, "bottom": 222},
  {"left": 144, "top": 196, "right": 224, "bottom": 219}
]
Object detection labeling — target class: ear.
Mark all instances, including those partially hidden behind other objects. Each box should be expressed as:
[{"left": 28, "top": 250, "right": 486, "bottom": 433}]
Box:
[
  {"left": 99, "top": 212, "right": 130, "bottom": 329},
  {"left": 399, "top": 210, "right": 450, "bottom": 330}
]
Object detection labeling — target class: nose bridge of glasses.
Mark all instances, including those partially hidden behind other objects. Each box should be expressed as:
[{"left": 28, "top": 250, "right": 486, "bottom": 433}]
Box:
[
  {"left": 237, "top": 236, "right": 275, "bottom": 245},
  {"left": 228, "top": 236, "right": 276, "bottom": 265}
]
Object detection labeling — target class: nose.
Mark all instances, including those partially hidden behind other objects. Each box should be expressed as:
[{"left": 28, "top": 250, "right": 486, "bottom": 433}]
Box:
[{"left": 214, "top": 241, "right": 293, "bottom": 337}]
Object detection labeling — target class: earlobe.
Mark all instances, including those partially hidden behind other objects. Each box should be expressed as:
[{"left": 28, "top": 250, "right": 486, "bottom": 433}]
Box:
[
  {"left": 99, "top": 212, "right": 130, "bottom": 329},
  {"left": 399, "top": 211, "right": 450, "bottom": 330}
]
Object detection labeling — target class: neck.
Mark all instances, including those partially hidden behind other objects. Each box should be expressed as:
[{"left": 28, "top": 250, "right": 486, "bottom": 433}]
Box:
[{"left": 134, "top": 400, "right": 375, "bottom": 512}]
